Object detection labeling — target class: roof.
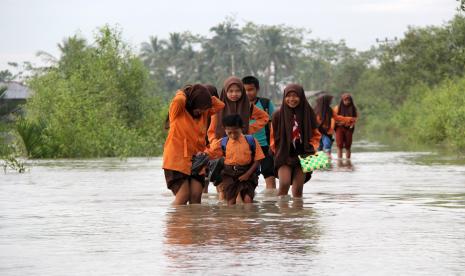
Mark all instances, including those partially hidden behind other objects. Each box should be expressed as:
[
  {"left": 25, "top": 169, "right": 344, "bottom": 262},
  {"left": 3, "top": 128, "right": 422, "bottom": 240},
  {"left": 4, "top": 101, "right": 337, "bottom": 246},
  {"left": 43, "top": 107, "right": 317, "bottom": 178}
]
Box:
[{"left": 0, "top": 82, "right": 31, "bottom": 100}]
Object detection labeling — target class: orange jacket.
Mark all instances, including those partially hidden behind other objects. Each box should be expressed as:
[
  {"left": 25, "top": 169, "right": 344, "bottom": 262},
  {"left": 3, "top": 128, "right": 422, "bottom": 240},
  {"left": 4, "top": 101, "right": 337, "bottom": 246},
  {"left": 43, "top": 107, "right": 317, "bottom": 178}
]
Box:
[
  {"left": 207, "top": 104, "right": 269, "bottom": 144},
  {"left": 163, "top": 91, "right": 225, "bottom": 175},
  {"left": 333, "top": 106, "right": 358, "bottom": 127},
  {"left": 205, "top": 135, "right": 265, "bottom": 165}
]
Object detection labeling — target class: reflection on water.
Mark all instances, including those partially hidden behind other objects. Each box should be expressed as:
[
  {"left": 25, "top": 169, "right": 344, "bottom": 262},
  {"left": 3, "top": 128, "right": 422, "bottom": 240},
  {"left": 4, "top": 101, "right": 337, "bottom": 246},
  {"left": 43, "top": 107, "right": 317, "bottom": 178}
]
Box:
[
  {"left": 1, "top": 143, "right": 465, "bottom": 275},
  {"left": 163, "top": 199, "right": 320, "bottom": 274},
  {"left": 335, "top": 158, "right": 355, "bottom": 172}
]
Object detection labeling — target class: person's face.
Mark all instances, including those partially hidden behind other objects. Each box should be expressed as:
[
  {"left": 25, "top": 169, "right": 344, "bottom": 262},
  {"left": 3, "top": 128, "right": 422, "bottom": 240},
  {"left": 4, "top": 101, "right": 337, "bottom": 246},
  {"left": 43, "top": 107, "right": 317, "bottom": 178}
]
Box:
[
  {"left": 244, "top": 84, "right": 258, "bottom": 102},
  {"left": 284, "top": 91, "right": 300, "bottom": 108},
  {"left": 226, "top": 84, "right": 242, "bottom": 102},
  {"left": 343, "top": 97, "right": 352, "bottom": 106},
  {"left": 224, "top": 126, "right": 242, "bottom": 140}
]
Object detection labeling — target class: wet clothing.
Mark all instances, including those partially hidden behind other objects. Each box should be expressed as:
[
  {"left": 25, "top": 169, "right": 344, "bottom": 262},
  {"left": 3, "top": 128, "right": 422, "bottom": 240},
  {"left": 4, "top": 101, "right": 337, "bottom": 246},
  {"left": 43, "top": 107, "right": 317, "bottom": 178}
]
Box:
[
  {"left": 336, "top": 126, "right": 354, "bottom": 150},
  {"left": 162, "top": 90, "right": 225, "bottom": 176},
  {"left": 319, "top": 134, "right": 333, "bottom": 153},
  {"left": 164, "top": 169, "right": 206, "bottom": 195},
  {"left": 222, "top": 164, "right": 258, "bottom": 201},
  {"left": 259, "top": 146, "right": 275, "bottom": 178},
  {"left": 205, "top": 134, "right": 264, "bottom": 201},
  {"left": 269, "top": 84, "right": 320, "bottom": 184},
  {"left": 270, "top": 84, "right": 321, "bottom": 171},
  {"left": 250, "top": 97, "right": 276, "bottom": 179},
  {"left": 333, "top": 94, "right": 358, "bottom": 150}
]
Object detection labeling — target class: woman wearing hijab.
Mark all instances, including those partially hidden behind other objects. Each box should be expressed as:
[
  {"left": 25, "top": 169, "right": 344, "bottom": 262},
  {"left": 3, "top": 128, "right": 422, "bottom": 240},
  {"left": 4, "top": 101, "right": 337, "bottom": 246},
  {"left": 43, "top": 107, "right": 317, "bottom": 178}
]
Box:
[
  {"left": 163, "top": 84, "right": 225, "bottom": 205},
  {"left": 207, "top": 76, "right": 269, "bottom": 144},
  {"left": 270, "top": 84, "right": 321, "bottom": 198},
  {"left": 333, "top": 92, "right": 358, "bottom": 159},
  {"left": 314, "top": 93, "right": 336, "bottom": 157},
  {"left": 206, "top": 76, "right": 269, "bottom": 200}
]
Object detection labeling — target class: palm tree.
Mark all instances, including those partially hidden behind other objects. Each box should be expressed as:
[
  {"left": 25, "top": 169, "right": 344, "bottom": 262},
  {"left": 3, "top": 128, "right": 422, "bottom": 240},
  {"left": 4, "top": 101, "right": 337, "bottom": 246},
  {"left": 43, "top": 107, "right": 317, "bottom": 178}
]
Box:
[
  {"left": 140, "top": 36, "right": 164, "bottom": 69},
  {"left": 209, "top": 19, "right": 245, "bottom": 77},
  {"left": 245, "top": 24, "right": 302, "bottom": 100}
]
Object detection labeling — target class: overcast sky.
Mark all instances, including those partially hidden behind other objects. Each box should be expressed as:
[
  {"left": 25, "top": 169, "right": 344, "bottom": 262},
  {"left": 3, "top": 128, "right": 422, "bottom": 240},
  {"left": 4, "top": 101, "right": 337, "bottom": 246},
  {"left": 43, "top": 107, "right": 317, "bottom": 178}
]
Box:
[{"left": 0, "top": 0, "right": 459, "bottom": 71}]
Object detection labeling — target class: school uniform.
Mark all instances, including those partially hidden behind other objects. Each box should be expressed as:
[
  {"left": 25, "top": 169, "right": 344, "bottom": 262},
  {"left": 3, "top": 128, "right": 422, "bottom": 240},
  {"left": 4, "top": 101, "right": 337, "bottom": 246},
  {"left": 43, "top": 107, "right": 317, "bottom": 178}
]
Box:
[
  {"left": 269, "top": 84, "right": 321, "bottom": 184},
  {"left": 163, "top": 89, "right": 225, "bottom": 194},
  {"left": 205, "top": 135, "right": 265, "bottom": 201},
  {"left": 207, "top": 76, "right": 269, "bottom": 145},
  {"left": 333, "top": 102, "right": 358, "bottom": 150},
  {"left": 250, "top": 97, "right": 276, "bottom": 178}
]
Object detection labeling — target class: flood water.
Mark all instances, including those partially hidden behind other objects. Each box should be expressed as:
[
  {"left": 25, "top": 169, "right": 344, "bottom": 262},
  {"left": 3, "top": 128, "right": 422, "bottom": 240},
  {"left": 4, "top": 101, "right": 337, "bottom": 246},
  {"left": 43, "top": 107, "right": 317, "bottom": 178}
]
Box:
[{"left": 1, "top": 143, "right": 465, "bottom": 275}]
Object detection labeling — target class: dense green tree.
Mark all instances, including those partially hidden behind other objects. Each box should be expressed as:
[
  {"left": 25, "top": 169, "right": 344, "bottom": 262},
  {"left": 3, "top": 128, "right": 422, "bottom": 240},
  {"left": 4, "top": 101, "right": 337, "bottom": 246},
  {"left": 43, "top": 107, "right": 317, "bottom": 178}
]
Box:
[{"left": 21, "top": 26, "right": 166, "bottom": 158}]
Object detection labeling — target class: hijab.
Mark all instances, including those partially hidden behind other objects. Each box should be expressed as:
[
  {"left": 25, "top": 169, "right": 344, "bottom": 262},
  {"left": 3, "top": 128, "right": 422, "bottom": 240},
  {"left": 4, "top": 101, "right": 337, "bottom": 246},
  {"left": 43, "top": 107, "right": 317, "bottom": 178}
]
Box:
[{"left": 214, "top": 76, "right": 250, "bottom": 138}]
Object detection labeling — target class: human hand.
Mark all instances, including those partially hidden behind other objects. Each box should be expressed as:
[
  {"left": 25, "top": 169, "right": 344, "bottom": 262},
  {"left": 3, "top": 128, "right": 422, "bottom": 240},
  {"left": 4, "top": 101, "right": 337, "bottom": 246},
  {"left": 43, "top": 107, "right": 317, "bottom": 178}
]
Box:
[{"left": 238, "top": 172, "right": 250, "bottom": 182}]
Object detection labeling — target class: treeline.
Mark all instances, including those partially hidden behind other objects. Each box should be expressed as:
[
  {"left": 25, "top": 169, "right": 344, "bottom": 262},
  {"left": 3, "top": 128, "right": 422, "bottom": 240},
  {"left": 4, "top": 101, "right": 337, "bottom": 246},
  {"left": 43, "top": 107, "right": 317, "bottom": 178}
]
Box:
[
  {"left": 13, "top": 26, "right": 167, "bottom": 158},
  {"left": 138, "top": 19, "right": 370, "bottom": 101},
  {"left": 355, "top": 14, "right": 465, "bottom": 151},
  {"left": 138, "top": 14, "right": 465, "bottom": 153},
  {"left": 3, "top": 14, "right": 465, "bottom": 158}
]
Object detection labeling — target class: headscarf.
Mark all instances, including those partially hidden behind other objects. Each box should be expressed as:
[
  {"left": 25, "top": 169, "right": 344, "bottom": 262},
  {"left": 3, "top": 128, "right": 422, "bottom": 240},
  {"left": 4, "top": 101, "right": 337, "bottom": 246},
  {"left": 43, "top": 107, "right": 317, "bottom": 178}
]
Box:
[
  {"left": 214, "top": 76, "right": 250, "bottom": 138},
  {"left": 314, "top": 93, "right": 334, "bottom": 132},
  {"left": 183, "top": 84, "right": 212, "bottom": 117},
  {"left": 337, "top": 92, "right": 357, "bottom": 117},
  {"left": 272, "top": 84, "right": 317, "bottom": 169},
  {"left": 164, "top": 84, "right": 212, "bottom": 130},
  {"left": 204, "top": 84, "right": 219, "bottom": 98}
]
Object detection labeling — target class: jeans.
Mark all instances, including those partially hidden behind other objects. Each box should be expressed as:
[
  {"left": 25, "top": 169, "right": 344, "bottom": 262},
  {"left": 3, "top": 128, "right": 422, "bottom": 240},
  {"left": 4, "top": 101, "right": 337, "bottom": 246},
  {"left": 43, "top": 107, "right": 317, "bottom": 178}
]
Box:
[{"left": 319, "top": 134, "right": 333, "bottom": 153}]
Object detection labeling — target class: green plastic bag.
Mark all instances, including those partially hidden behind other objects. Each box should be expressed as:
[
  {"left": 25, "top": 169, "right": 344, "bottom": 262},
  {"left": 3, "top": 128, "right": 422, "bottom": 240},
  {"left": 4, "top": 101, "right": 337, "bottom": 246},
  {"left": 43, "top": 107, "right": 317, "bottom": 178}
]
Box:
[{"left": 298, "top": 151, "right": 330, "bottom": 172}]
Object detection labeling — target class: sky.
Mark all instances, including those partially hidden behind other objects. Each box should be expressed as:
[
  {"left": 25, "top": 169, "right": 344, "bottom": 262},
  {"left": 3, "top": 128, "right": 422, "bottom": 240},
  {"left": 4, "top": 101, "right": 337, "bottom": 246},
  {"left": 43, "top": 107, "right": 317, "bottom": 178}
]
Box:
[{"left": 0, "top": 0, "right": 460, "bottom": 72}]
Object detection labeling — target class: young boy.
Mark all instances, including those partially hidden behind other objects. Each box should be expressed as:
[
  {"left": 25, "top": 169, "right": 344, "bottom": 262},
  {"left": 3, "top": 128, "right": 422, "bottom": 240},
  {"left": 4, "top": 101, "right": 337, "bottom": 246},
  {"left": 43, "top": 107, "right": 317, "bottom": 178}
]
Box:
[
  {"left": 207, "top": 76, "right": 268, "bottom": 200},
  {"left": 242, "top": 75, "right": 276, "bottom": 190},
  {"left": 203, "top": 114, "right": 265, "bottom": 206}
]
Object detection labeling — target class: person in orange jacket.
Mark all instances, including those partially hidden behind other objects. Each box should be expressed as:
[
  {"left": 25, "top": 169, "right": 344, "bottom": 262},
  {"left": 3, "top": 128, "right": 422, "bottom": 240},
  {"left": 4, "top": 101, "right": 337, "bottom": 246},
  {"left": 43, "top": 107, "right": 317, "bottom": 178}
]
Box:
[
  {"left": 207, "top": 76, "right": 268, "bottom": 200},
  {"left": 163, "top": 84, "right": 225, "bottom": 205},
  {"left": 333, "top": 93, "right": 358, "bottom": 159},
  {"left": 204, "top": 114, "right": 265, "bottom": 206}
]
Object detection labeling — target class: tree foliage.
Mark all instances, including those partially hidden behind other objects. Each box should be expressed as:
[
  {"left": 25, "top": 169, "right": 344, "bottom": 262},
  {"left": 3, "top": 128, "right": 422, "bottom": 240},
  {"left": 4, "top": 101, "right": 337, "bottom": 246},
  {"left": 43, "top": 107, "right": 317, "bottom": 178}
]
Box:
[{"left": 21, "top": 26, "right": 167, "bottom": 158}]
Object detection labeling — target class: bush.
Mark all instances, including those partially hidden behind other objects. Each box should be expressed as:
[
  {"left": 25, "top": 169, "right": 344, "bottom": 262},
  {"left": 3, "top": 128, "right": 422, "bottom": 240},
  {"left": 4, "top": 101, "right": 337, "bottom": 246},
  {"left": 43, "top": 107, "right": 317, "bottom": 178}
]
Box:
[{"left": 21, "top": 26, "right": 167, "bottom": 158}]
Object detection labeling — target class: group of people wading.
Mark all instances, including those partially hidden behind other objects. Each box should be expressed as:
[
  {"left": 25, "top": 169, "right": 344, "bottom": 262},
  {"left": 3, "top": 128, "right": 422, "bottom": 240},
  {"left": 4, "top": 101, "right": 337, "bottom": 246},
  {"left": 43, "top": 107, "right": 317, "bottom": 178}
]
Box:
[{"left": 162, "top": 76, "right": 358, "bottom": 205}]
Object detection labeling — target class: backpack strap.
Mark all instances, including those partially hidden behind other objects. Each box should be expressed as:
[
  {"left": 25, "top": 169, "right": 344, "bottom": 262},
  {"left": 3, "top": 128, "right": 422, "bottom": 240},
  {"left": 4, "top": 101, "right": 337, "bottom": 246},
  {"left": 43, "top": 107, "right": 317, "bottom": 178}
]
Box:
[
  {"left": 257, "top": 97, "right": 271, "bottom": 145},
  {"left": 258, "top": 97, "right": 270, "bottom": 113},
  {"left": 244, "top": 135, "right": 256, "bottom": 160},
  {"left": 221, "top": 136, "right": 229, "bottom": 155},
  {"left": 221, "top": 135, "right": 256, "bottom": 160}
]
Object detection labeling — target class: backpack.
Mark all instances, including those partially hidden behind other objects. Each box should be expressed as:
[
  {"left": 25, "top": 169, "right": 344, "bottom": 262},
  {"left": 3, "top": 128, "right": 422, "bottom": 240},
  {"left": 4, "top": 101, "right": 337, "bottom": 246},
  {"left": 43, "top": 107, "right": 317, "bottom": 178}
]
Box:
[
  {"left": 221, "top": 135, "right": 260, "bottom": 174},
  {"left": 221, "top": 135, "right": 256, "bottom": 158}
]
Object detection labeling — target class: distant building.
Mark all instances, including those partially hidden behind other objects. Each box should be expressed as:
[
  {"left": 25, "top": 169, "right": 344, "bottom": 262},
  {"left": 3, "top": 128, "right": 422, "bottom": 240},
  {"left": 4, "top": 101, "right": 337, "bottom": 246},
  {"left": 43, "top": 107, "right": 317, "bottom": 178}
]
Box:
[{"left": 0, "top": 82, "right": 31, "bottom": 118}]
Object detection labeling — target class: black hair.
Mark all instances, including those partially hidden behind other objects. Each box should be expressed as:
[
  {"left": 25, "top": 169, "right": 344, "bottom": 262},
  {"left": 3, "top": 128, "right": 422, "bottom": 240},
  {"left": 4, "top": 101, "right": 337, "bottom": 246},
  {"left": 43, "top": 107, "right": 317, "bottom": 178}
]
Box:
[
  {"left": 242, "top": 75, "right": 260, "bottom": 90},
  {"left": 222, "top": 114, "right": 244, "bottom": 128}
]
